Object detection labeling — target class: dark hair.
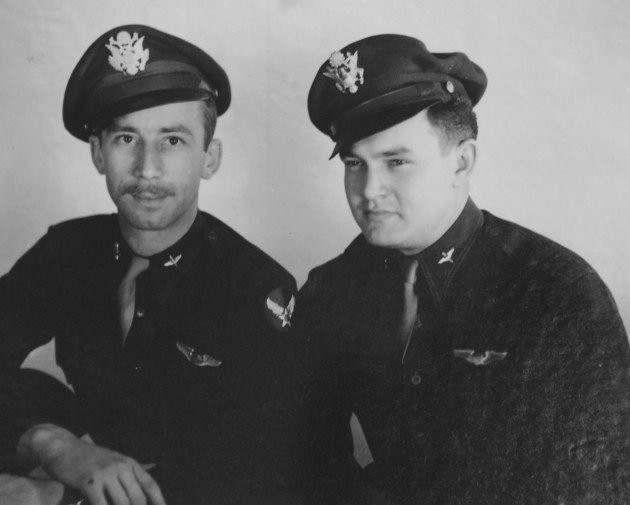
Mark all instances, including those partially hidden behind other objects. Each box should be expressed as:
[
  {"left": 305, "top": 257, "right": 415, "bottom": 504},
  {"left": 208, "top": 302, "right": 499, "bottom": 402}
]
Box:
[
  {"left": 427, "top": 97, "right": 478, "bottom": 150},
  {"left": 200, "top": 98, "right": 218, "bottom": 149}
]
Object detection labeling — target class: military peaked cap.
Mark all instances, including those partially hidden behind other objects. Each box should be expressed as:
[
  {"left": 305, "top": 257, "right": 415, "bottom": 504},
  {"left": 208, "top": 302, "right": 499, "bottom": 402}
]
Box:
[
  {"left": 63, "top": 24, "right": 230, "bottom": 141},
  {"left": 308, "top": 34, "right": 487, "bottom": 157}
]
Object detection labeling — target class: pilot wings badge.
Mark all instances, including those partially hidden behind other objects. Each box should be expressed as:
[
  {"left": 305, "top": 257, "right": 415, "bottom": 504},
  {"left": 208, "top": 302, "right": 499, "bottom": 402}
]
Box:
[
  {"left": 453, "top": 349, "right": 508, "bottom": 366},
  {"left": 323, "top": 50, "right": 364, "bottom": 94},
  {"left": 105, "top": 31, "right": 150, "bottom": 76},
  {"left": 266, "top": 293, "right": 295, "bottom": 330},
  {"left": 176, "top": 341, "right": 222, "bottom": 367}
]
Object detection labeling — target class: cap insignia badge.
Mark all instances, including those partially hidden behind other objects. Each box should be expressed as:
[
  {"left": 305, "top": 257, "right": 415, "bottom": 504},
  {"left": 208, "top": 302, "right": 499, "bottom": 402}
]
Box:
[
  {"left": 323, "top": 50, "right": 364, "bottom": 94},
  {"left": 105, "top": 31, "right": 150, "bottom": 76},
  {"left": 438, "top": 247, "right": 454, "bottom": 265}
]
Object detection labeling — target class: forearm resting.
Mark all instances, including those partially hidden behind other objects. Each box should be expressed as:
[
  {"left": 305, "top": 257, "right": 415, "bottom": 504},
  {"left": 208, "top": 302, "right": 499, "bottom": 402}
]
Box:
[{"left": 17, "top": 424, "right": 82, "bottom": 471}]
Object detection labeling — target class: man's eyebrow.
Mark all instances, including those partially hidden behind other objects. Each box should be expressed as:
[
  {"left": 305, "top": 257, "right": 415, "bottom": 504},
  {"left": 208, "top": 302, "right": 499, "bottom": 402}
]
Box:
[
  {"left": 105, "top": 124, "right": 139, "bottom": 134},
  {"left": 379, "top": 147, "right": 412, "bottom": 157},
  {"left": 158, "top": 125, "right": 194, "bottom": 136},
  {"left": 341, "top": 146, "right": 412, "bottom": 159},
  {"left": 105, "top": 124, "right": 195, "bottom": 135}
]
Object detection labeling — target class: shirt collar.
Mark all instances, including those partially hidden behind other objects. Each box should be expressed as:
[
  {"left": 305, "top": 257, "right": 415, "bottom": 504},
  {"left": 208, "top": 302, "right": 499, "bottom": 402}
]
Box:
[
  {"left": 415, "top": 197, "right": 483, "bottom": 303},
  {"left": 113, "top": 212, "right": 206, "bottom": 305}
]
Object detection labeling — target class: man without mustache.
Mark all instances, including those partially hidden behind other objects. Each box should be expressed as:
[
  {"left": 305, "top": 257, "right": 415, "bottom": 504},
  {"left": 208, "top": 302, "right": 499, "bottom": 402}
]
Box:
[{"left": 295, "top": 34, "right": 630, "bottom": 504}]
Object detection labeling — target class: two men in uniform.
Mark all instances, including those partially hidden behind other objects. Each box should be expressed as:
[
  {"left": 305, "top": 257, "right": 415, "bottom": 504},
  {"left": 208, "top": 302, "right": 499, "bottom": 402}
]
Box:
[
  {"left": 296, "top": 34, "right": 630, "bottom": 504},
  {"left": 0, "top": 25, "right": 628, "bottom": 505},
  {"left": 0, "top": 25, "right": 297, "bottom": 505}
]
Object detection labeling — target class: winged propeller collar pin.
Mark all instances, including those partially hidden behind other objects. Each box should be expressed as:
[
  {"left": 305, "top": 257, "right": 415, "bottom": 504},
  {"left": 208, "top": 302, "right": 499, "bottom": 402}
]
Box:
[
  {"left": 453, "top": 349, "right": 508, "bottom": 366},
  {"left": 164, "top": 254, "right": 182, "bottom": 267},
  {"left": 438, "top": 247, "right": 455, "bottom": 265}
]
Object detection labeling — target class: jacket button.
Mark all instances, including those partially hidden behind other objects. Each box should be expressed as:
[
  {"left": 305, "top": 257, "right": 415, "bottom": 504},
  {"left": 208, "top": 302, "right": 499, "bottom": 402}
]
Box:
[
  {"left": 410, "top": 374, "right": 422, "bottom": 385},
  {"left": 136, "top": 307, "right": 145, "bottom": 318},
  {"left": 132, "top": 363, "right": 143, "bottom": 372}
]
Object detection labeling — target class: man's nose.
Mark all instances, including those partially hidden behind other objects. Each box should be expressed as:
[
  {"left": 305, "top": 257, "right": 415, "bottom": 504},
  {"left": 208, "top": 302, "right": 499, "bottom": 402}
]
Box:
[
  {"left": 362, "top": 167, "right": 387, "bottom": 200},
  {"left": 134, "top": 144, "right": 163, "bottom": 179}
]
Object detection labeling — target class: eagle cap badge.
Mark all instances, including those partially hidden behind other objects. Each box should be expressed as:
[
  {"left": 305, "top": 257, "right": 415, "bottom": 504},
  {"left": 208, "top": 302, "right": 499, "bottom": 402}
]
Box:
[
  {"left": 105, "top": 31, "right": 150, "bottom": 76},
  {"left": 323, "top": 50, "right": 364, "bottom": 94}
]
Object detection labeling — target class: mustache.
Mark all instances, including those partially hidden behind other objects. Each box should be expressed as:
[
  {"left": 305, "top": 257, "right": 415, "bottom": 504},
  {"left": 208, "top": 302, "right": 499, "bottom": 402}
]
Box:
[{"left": 122, "top": 182, "right": 176, "bottom": 198}]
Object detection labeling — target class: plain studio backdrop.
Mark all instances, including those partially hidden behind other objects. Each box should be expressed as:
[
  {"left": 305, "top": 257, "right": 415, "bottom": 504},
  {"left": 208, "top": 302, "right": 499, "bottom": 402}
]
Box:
[{"left": 0, "top": 0, "right": 628, "bottom": 464}]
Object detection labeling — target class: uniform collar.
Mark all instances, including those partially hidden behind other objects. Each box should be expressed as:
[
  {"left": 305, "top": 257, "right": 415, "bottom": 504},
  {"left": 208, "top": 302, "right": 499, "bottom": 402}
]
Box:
[
  {"left": 113, "top": 212, "right": 206, "bottom": 305},
  {"left": 344, "top": 198, "right": 483, "bottom": 303},
  {"left": 414, "top": 198, "right": 483, "bottom": 303}
]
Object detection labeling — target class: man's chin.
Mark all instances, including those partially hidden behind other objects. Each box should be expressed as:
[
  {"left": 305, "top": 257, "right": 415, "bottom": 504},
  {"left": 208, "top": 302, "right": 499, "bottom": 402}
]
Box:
[
  {"left": 118, "top": 208, "right": 170, "bottom": 232},
  {"left": 361, "top": 228, "right": 401, "bottom": 249}
]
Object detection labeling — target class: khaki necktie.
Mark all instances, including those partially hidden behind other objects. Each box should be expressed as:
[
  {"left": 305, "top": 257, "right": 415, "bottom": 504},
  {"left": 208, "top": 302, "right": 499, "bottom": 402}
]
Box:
[
  {"left": 118, "top": 255, "right": 150, "bottom": 342},
  {"left": 399, "top": 258, "right": 419, "bottom": 363}
]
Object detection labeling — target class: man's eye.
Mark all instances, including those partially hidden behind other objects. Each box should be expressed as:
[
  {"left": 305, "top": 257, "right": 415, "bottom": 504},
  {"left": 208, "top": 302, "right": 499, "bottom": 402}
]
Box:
[
  {"left": 343, "top": 159, "right": 364, "bottom": 171},
  {"left": 117, "top": 134, "right": 134, "bottom": 145},
  {"left": 387, "top": 159, "right": 408, "bottom": 167},
  {"left": 167, "top": 137, "right": 182, "bottom": 146}
]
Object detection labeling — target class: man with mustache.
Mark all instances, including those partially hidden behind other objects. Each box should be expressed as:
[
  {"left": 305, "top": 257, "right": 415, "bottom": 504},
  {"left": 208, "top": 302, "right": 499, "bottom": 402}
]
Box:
[
  {"left": 295, "top": 34, "right": 630, "bottom": 504},
  {"left": 0, "top": 25, "right": 297, "bottom": 505}
]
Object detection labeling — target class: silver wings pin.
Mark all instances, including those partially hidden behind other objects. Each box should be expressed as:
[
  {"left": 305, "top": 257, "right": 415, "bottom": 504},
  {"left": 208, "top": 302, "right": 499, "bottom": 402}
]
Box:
[
  {"left": 176, "top": 341, "right": 222, "bottom": 367},
  {"left": 453, "top": 349, "right": 508, "bottom": 366}
]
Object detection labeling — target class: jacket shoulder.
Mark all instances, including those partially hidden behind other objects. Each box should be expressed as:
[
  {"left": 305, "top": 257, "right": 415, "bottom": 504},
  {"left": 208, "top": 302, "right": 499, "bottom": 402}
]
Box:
[
  {"left": 298, "top": 237, "right": 366, "bottom": 302},
  {"left": 13, "top": 214, "right": 116, "bottom": 268},
  {"left": 198, "top": 211, "right": 296, "bottom": 292},
  {"left": 481, "top": 211, "right": 598, "bottom": 285},
  {"left": 45, "top": 214, "right": 116, "bottom": 246}
]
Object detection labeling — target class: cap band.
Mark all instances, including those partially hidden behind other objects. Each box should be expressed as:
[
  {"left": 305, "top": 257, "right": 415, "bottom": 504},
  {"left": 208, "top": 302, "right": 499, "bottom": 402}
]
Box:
[
  {"left": 85, "top": 60, "right": 214, "bottom": 116},
  {"left": 330, "top": 74, "right": 466, "bottom": 137}
]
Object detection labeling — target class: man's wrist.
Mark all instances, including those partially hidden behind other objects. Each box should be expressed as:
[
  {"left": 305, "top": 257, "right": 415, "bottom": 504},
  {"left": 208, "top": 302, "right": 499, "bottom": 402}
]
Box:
[{"left": 17, "top": 424, "right": 71, "bottom": 470}]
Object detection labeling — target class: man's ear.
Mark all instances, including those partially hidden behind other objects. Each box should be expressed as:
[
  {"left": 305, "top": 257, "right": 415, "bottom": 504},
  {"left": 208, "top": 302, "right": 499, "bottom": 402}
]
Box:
[
  {"left": 453, "top": 138, "right": 477, "bottom": 187},
  {"left": 89, "top": 135, "right": 106, "bottom": 175},
  {"left": 202, "top": 138, "right": 222, "bottom": 180}
]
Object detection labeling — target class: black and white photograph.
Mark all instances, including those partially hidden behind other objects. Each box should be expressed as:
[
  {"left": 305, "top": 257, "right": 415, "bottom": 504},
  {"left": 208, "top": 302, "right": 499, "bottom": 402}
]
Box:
[{"left": 0, "top": 1, "right": 628, "bottom": 503}]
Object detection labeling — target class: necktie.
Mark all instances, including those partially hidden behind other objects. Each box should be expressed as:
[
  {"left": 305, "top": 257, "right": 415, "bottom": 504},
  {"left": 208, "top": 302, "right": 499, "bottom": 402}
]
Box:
[
  {"left": 118, "top": 255, "right": 150, "bottom": 342},
  {"left": 398, "top": 257, "right": 419, "bottom": 363}
]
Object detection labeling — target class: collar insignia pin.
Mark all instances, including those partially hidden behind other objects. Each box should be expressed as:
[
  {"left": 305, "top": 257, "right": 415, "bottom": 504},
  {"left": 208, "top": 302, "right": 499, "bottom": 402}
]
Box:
[
  {"left": 105, "top": 31, "right": 150, "bottom": 76},
  {"left": 438, "top": 247, "right": 454, "bottom": 265},
  {"left": 164, "top": 254, "right": 182, "bottom": 268},
  {"left": 323, "top": 50, "right": 364, "bottom": 94}
]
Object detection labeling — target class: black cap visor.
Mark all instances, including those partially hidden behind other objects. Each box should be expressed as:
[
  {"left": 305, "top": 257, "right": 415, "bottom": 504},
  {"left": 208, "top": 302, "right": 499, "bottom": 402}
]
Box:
[
  {"left": 329, "top": 77, "right": 466, "bottom": 158},
  {"left": 331, "top": 98, "right": 439, "bottom": 159},
  {"left": 80, "top": 61, "right": 215, "bottom": 139}
]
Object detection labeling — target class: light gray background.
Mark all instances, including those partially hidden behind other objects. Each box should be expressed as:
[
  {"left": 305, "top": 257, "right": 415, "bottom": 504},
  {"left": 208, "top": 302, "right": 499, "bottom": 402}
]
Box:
[{"left": 1, "top": 0, "right": 629, "bottom": 386}]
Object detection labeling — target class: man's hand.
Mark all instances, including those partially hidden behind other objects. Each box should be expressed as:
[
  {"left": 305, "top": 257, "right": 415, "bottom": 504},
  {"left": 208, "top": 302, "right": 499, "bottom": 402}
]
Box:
[{"left": 17, "top": 424, "right": 166, "bottom": 505}]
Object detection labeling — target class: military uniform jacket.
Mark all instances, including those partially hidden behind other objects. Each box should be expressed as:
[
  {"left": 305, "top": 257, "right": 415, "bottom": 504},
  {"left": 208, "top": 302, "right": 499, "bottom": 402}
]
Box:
[
  {"left": 295, "top": 200, "right": 630, "bottom": 505},
  {"left": 0, "top": 211, "right": 298, "bottom": 504}
]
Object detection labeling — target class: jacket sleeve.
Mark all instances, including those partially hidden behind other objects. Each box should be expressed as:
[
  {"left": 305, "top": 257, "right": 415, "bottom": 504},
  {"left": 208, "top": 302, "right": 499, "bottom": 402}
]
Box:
[
  {"left": 516, "top": 269, "right": 630, "bottom": 503},
  {"left": 294, "top": 266, "right": 363, "bottom": 504},
  {"left": 0, "top": 229, "right": 77, "bottom": 471},
  {"left": 0, "top": 230, "right": 62, "bottom": 369}
]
